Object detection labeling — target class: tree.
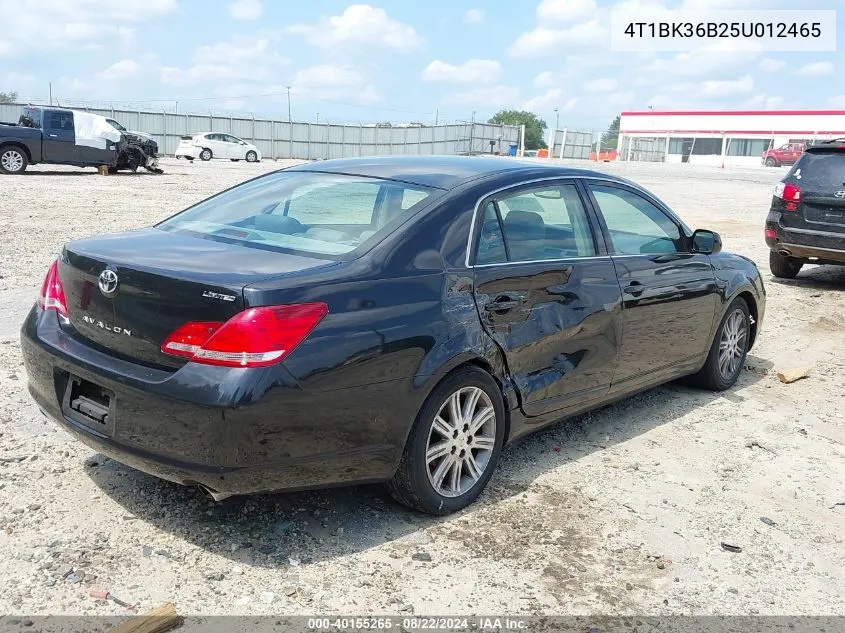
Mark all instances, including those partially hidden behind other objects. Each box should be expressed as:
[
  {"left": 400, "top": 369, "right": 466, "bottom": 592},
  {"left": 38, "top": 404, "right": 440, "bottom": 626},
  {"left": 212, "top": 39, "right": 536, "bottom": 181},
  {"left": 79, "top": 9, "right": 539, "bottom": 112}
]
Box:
[
  {"left": 488, "top": 110, "right": 547, "bottom": 150},
  {"left": 0, "top": 91, "right": 18, "bottom": 104},
  {"left": 601, "top": 115, "right": 620, "bottom": 150}
]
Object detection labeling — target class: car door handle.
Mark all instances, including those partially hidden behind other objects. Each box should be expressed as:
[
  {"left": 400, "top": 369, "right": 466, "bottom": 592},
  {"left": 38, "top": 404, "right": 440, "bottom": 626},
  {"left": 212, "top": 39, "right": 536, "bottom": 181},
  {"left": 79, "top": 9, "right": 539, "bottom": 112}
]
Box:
[
  {"left": 484, "top": 294, "right": 526, "bottom": 312},
  {"left": 624, "top": 281, "right": 644, "bottom": 297},
  {"left": 48, "top": 134, "right": 58, "bottom": 138}
]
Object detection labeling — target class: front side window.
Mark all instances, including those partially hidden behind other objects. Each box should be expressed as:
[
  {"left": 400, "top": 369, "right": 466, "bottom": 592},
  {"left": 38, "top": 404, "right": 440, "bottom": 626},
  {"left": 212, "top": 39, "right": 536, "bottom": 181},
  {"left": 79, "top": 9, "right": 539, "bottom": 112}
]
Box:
[
  {"left": 588, "top": 184, "right": 683, "bottom": 255},
  {"left": 474, "top": 183, "right": 596, "bottom": 264},
  {"left": 158, "top": 171, "right": 437, "bottom": 258}
]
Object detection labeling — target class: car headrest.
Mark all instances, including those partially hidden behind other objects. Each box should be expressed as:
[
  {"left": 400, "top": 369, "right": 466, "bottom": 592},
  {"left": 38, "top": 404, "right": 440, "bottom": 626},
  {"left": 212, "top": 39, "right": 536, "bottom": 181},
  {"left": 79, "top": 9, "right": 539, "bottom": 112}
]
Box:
[
  {"left": 503, "top": 210, "right": 545, "bottom": 242},
  {"left": 254, "top": 214, "right": 303, "bottom": 234}
]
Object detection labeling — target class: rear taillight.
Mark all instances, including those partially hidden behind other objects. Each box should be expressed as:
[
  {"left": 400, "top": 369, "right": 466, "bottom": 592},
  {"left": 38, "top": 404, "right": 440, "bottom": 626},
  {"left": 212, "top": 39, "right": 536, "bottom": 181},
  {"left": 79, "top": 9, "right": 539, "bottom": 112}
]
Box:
[
  {"left": 774, "top": 182, "right": 800, "bottom": 211},
  {"left": 161, "top": 303, "right": 328, "bottom": 368},
  {"left": 765, "top": 228, "right": 777, "bottom": 240},
  {"left": 774, "top": 182, "right": 801, "bottom": 202},
  {"left": 37, "top": 260, "right": 68, "bottom": 317}
]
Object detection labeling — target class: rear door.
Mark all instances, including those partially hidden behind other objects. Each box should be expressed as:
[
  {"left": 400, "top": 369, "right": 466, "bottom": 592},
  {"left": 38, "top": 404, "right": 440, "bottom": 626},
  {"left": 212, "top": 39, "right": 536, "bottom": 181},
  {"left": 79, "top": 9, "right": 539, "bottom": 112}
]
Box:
[
  {"left": 42, "top": 110, "right": 77, "bottom": 163},
  {"left": 471, "top": 180, "right": 622, "bottom": 417},
  {"left": 584, "top": 181, "right": 717, "bottom": 388},
  {"left": 203, "top": 134, "right": 225, "bottom": 157},
  {"left": 780, "top": 149, "right": 845, "bottom": 243}
]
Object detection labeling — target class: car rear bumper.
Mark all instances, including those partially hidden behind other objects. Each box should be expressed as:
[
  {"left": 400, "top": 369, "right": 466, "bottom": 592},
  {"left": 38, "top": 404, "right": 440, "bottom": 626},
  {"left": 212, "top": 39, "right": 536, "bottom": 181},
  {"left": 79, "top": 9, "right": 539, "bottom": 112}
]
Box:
[
  {"left": 175, "top": 146, "right": 199, "bottom": 158},
  {"left": 766, "top": 214, "right": 845, "bottom": 263},
  {"left": 21, "top": 307, "right": 407, "bottom": 498}
]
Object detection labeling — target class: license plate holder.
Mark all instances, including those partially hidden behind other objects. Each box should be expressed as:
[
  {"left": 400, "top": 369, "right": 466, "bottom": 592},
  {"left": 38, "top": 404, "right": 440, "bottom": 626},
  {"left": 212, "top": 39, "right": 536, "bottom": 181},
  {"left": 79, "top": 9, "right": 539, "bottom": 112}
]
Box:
[{"left": 62, "top": 376, "right": 115, "bottom": 437}]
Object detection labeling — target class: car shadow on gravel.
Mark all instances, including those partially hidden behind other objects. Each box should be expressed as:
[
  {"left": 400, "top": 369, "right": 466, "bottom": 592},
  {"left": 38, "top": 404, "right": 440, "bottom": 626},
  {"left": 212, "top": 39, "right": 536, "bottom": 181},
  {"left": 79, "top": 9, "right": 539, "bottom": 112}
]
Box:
[
  {"left": 767, "top": 265, "right": 845, "bottom": 290},
  {"left": 84, "top": 359, "right": 772, "bottom": 568}
]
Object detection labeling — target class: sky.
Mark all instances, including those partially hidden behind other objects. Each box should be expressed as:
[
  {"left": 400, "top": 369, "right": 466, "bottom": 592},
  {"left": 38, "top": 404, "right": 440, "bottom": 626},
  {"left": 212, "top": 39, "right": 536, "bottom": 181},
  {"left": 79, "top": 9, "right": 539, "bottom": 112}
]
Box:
[{"left": 0, "top": 0, "right": 841, "bottom": 131}]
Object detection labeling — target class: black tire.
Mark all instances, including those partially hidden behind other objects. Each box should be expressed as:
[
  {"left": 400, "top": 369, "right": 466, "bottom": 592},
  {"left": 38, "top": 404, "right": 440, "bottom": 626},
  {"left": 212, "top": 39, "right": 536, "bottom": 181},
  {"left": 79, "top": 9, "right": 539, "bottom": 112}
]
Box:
[
  {"left": 769, "top": 250, "right": 803, "bottom": 279},
  {"left": 245, "top": 150, "right": 258, "bottom": 163},
  {"left": 386, "top": 366, "right": 506, "bottom": 515},
  {"left": 0, "top": 145, "right": 28, "bottom": 174},
  {"left": 199, "top": 148, "right": 213, "bottom": 161},
  {"left": 765, "top": 157, "right": 778, "bottom": 167},
  {"left": 688, "top": 298, "right": 751, "bottom": 391}
]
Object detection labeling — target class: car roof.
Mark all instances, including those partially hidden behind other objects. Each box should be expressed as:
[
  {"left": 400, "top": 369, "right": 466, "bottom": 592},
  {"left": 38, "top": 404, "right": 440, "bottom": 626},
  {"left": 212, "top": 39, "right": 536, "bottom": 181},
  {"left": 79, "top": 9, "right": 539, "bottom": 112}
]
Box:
[{"left": 287, "top": 155, "right": 627, "bottom": 190}]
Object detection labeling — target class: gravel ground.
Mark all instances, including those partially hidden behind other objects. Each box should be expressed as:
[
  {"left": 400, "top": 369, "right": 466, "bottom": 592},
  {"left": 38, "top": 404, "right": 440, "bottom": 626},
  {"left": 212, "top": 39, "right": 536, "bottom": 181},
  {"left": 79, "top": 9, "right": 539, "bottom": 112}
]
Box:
[{"left": 0, "top": 157, "right": 843, "bottom": 617}]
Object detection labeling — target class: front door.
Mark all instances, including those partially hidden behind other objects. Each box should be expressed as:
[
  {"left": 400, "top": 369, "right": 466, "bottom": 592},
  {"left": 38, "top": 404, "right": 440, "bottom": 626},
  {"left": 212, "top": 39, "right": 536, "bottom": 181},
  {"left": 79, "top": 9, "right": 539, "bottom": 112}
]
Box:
[
  {"left": 42, "top": 110, "right": 77, "bottom": 164},
  {"left": 471, "top": 181, "right": 623, "bottom": 417},
  {"left": 223, "top": 134, "right": 246, "bottom": 159},
  {"left": 584, "top": 182, "right": 718, "bottom": 389}
]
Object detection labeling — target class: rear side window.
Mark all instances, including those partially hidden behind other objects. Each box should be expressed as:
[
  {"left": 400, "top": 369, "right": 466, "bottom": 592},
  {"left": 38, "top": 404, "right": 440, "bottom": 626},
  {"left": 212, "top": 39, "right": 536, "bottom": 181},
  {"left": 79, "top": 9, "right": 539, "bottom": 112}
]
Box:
[
  {"left": 158, "top": 171, "right": 437, "bottom": 259},
  {"left": 787, "top": 152, "right": 845, "bottom": 191},
  {"left": 475, "top": 183, "right": 596, "bottom": 264}
]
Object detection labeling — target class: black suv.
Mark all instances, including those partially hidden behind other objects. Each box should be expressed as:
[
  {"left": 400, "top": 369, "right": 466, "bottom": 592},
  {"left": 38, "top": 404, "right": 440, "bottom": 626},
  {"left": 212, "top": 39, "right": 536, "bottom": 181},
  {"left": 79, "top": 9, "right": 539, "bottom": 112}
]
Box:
[{"left": 766, "top": 139, "right": 845, "bottom": 278}]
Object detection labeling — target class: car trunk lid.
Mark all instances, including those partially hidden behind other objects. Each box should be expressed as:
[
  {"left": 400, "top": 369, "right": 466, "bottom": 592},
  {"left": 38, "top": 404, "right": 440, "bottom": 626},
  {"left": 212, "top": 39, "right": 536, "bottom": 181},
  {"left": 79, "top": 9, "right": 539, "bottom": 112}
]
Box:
[
  {"left": 779, "top": 149, "right": 845, "bottom": 236},
  {"left": 58, "top": 228, "right": 334, "bottom": 369}
]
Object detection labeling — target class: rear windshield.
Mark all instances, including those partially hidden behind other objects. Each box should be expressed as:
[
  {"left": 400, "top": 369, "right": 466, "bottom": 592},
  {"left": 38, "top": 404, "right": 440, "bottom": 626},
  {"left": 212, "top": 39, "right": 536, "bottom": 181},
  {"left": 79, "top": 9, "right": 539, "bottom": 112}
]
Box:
[
  {"left": 157, "top": 171, "right": 438, "bottom": 259},
  {"left": 787, "top": 152, "right": 845, "bottom": 191}
]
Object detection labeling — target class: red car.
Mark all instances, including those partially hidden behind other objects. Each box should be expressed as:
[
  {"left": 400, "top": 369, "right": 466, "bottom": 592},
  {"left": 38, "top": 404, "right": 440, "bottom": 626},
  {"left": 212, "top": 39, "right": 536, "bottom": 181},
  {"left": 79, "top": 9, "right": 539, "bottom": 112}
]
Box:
[{"left": 762, "top": 142, "right": 805, "bottom": 167}]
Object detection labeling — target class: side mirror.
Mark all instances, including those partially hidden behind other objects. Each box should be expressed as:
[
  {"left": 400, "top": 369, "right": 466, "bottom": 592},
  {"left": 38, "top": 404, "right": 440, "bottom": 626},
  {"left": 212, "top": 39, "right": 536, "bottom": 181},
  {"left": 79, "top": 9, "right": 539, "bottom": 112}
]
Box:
[{"left": 692, "top": 229, "right": 722, "bottom": 254}]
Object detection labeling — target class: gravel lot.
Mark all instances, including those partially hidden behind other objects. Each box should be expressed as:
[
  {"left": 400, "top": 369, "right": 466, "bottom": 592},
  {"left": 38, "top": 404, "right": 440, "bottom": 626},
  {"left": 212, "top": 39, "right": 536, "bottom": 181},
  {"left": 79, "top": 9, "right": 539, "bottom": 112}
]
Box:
[{"left": 0, "top": 157, "right": 843, "bottom": 617}]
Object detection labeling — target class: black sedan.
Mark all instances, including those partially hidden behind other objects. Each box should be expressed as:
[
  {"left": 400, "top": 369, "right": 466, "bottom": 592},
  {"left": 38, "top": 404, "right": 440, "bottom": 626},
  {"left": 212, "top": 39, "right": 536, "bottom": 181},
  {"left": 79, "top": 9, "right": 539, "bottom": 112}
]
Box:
[{"left": 21, "top": 156, "right": 765, "bottom": 514}]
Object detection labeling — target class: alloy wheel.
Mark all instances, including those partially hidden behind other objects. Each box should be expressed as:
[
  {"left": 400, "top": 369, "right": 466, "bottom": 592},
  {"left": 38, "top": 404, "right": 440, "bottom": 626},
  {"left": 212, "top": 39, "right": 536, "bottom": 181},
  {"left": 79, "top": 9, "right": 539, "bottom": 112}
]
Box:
[
  {"left": 718, "top": 309, "right": 747, "bottom": 380},
  {"left": 1, "top": 150, "right": 24, "bottom": 172},
  {"left": 425, "top": 386, "right": 496, "bottom": 498}
]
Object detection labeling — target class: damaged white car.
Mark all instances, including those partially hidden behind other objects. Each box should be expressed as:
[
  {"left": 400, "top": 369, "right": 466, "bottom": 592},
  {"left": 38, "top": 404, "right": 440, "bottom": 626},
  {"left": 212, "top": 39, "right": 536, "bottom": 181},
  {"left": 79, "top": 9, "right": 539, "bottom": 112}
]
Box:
[{"left": 175, "top": 133, "right": 262, "bottom": 162}]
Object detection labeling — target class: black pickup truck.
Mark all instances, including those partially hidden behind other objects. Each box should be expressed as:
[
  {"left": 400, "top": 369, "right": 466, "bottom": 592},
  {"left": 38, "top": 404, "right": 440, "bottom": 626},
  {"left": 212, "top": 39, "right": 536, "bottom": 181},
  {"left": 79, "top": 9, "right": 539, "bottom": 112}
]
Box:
[{"left": 0, "top": 106, "right": 160, "bottom": 174}]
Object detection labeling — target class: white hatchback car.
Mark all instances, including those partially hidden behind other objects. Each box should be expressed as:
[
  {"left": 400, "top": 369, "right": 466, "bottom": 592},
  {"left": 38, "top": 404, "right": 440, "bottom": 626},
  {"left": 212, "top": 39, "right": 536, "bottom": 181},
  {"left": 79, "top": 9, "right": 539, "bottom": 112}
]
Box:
[{"left": 176, "top": 133, "right": 262, "bottom": 162}]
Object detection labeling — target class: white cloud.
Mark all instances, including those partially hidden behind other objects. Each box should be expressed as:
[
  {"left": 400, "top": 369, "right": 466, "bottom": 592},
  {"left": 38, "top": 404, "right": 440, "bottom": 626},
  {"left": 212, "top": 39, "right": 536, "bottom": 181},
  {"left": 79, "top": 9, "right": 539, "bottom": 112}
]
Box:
[
  {"left": 640, "top": 45, "right": 761, "bottom": 79},
  {"left": 464, "top": 8, "right": 485, "bottom": 23},
  {"left": 98, "top": 59, "right": 141, "bottom": 81},
  {"left": 229, "top": 0, "right": 262, "bottom": 20},
  {"left": 827, "top": 95, "right": 845, "bottom": 107},
  {"left": 585, "top": 78, "right": 618, "bottom": 92},
  {"left": 292, "top": 64, "right": 382, "bottom": 105},
  {"left": 0, "top": 0, "right": 178, "bottom": 57},
  {"left": 681, "top": 0, "right": 795, "bottom": 7},
  {"left": 508, "top": 20, "right": 608, "bottom": 58},
  {"left": 701, "top": 75, "right": 754, "bottom": 97},
  {"left": 799, "top": 61, "right": 834, "bottom": 76},
  {"left": 287, "top": 4, "right": 424, "bottom": 52},
  {"left": 442, "top": 84, "right": 520, "bottom": 107},
  {"left": 760, "top": 58, "right": 787, "bottom": 72},
  {"left": 613, "top": 0, "right": 669, "bottom": 9},
  {"left": 537, "top": 0, "right": 597, "bottom": 22},
  {"left": 421, "top": 59, "right": 500, "bottom": 84},
  {"left": 534, "top": 71, "right": 558, "bottom": 88},
  {"left": 161, "top": 36, "right": 288, "bottom": 85},
  {"left": 522, "top": 88, "right": 564, "bottom": 112},
  {"left": 294, "top": 64, "right": 364, "bottom": 88},
  {"left": 740, "top": 94, "right": 785, "bottom": 110}
]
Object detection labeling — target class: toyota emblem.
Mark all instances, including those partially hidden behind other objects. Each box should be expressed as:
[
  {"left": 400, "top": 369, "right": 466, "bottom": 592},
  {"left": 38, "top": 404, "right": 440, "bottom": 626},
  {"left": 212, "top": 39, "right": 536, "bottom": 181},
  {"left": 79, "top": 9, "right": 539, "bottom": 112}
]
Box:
[
  {"left": 98, "top": 269, "right": 119, "bottom": 297},
  {"left": 834, "top": 190, "right": 845, "bottom": 199}
]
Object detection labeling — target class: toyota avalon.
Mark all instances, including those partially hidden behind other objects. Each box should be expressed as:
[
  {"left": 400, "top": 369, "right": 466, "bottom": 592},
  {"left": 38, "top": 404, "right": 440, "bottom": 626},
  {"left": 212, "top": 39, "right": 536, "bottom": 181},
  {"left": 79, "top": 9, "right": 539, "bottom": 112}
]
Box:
[{"left": 21, "top": 156, "right": 765, "bottom": 514}]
